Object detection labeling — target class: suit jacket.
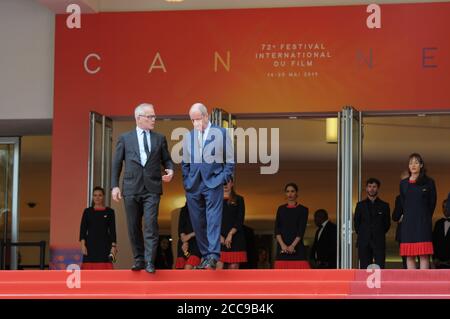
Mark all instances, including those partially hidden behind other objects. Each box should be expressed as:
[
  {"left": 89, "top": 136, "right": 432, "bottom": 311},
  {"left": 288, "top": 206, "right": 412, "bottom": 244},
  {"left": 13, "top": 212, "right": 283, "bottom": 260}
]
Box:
[
  {"left": 112, "top": 129, "right": 173, "bottom": 196},
  {"left": 392, "top": 195, "right": 403, "bottom": 243},
  {"left": 446, "top": 192, "right": 450, "bottom": 212},
  {"left": 432, "top": 218, "right": 450, "bottom": 261},
  {"left": 310, "top": 221, "right": 337, "bottom": 268},
  {"left": 399, "top": 176, "right": 436, "bottom": 243},
  {"left": 182, "top": 125, "right": 234, "bottom": 191},
  {"left": 354, "top": 197, "right": 391, "bottom": 249}
]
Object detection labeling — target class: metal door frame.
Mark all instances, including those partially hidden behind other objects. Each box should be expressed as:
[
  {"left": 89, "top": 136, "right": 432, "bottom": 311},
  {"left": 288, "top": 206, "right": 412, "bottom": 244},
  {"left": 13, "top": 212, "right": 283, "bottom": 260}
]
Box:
[
  {"left": 338, "top": 107, "right": 362, "bottom": 269},
  {"left": 88, "top": 112, "right": 113, "bottom": 207},
  {"left": 0, "top": 137, "right": 20, "bottom": 270}
]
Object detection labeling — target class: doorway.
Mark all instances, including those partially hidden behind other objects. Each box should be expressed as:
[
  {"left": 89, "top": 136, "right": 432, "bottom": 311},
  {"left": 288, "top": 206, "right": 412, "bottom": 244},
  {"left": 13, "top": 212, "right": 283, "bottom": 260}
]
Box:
[{"left": 361, "top": 112, "right": 450, "bottom": 268}]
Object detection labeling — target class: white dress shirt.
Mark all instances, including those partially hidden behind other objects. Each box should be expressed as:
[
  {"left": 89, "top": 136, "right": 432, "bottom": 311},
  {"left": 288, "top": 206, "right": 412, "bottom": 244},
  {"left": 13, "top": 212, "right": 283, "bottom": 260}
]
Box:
[
  {"left": 318, "top": 220, "right": 329, "bottom": 241},
  {"left": 136, "top": 126, "right": 151, "bottom": 167},
  {"left": 198, "top": 121, "right": 211, "bottom": 151}
]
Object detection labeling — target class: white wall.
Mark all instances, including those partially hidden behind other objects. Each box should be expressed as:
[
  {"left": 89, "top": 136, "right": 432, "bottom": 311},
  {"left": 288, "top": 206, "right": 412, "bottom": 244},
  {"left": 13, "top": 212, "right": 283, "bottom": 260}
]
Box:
[{"left": 0, "top": 0, "right": 54, "bottom": 120}]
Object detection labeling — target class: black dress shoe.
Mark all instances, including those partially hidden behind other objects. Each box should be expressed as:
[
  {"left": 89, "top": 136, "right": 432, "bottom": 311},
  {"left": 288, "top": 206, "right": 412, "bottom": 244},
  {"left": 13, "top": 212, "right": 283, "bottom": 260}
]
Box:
[
  {"left": 131, "top": 261, "right": 145, "bottom": 271},
  {"left": 145, "top": 262, "right": 156, "bottom": 274}
]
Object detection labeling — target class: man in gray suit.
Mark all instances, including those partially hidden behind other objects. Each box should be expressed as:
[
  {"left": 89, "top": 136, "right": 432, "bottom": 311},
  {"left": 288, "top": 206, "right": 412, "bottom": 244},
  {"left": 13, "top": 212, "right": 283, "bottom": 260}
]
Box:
[{"left": 112, "top": 103, "right": 174, "bottom": 273}]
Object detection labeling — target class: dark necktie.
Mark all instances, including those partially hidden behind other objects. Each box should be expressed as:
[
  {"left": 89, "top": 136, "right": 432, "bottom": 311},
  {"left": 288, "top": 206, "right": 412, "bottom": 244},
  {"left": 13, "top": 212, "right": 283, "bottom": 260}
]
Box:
[{"left": 143, "top": 131, "right": 150, "bottom": 159}]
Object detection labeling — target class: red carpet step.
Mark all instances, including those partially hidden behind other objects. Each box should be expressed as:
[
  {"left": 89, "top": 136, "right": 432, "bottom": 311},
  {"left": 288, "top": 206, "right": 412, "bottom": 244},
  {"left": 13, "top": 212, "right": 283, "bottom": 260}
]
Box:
[{"left": 0, "top": 270, "right": 448, "bottom": 299}]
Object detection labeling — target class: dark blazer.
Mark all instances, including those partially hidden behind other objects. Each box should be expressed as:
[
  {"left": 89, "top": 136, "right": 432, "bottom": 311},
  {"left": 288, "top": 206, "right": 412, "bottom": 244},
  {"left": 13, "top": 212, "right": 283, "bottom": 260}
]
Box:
[
  {"left": 310, "top": 220, "right": 337, "bottom": 268},
  {"left": 399, "top": 177, "right": 436, "bottom": 243},
  {"left": 392, "top": 195, "right": 403, "bottom": 243},
  {"left": 274, "top": 204, "right": 309, "bottom": 260},
  {"left": 79, "top": 207, "right": 116, "bottom": 263},
  {"left": 432, "top": 218, "right": 450, "bottom": 262},
  {"left": 354, "top": 197, "right": 391, "bottom": 249},
  {"left": 112, "top": 129, "right": 173, "bottom": 196},
  {"left": 446, "top": 193, "right": 450, "bottom": 212},
  {"left": 177, "top": 204, "right": 200, "bottom": 259},
  {"left": 182, "top": 125, "right": 234, "bottom": 191}
]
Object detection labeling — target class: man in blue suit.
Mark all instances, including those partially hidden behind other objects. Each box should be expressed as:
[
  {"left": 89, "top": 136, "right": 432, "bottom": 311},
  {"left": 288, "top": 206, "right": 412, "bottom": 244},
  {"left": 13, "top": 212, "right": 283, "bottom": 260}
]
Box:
[{"left": 182, "top": 103, "right": 235, "bottom": 269}]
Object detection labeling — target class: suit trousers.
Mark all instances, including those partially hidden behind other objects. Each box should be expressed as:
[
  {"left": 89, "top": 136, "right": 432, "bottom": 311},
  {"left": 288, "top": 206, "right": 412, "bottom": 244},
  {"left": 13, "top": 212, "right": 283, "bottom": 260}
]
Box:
[
  {"left": 124, "top": 193, "right": 160, "bottom": 263},
  {"left": 358, "top": 243, "right": 386, "bottom": 269},
  {"left": 186, "top": 180, "right": 223, "bottom": 260}
]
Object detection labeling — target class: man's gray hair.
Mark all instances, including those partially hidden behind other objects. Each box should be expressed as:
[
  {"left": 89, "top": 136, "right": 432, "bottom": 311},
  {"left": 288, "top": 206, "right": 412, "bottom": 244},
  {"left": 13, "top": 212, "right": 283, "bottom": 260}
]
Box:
[
  {"left": 134, "top": 103, "right": 154, "bottom": 119},
  {"left": 189, "top": 103, "right": 208, "bottom": 116}
]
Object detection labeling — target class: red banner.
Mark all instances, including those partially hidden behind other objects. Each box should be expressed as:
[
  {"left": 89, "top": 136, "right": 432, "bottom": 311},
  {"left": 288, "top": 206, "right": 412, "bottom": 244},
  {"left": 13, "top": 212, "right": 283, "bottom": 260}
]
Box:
[{"left": 50, "top": 3, "right": 450, "bottom": 256}]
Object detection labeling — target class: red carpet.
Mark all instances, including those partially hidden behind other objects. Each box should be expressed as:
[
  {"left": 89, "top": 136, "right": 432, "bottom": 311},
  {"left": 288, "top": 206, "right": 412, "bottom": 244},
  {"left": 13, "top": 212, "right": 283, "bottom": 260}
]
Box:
[{"left": 0, "top": 270, "right": 448, "bottom": 299}]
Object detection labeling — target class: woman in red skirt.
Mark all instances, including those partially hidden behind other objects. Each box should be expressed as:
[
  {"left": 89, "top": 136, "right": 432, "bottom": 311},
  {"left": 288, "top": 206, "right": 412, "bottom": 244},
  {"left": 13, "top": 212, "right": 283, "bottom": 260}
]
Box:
[
  {"left": 216, "top": 179, "right": 248, "bottom": 269},
  {"left": 79, "top": 187, "right": 117, "bottom": 270},
  {"left": 175, "top": 204, "right": 201, "bottom": 269},
  {"left": 274, "top": 182, "right": 310, "bottom": 269},
  {"left": 399, "top": 153, "right": 437, "bottom": 269}
]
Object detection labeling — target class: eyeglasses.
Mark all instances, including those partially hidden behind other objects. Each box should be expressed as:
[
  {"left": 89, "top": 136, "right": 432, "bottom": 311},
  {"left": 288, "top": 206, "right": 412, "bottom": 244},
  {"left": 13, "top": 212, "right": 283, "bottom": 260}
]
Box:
[{"left": 139, "top": 114, "right": 157, "bottom": 120}]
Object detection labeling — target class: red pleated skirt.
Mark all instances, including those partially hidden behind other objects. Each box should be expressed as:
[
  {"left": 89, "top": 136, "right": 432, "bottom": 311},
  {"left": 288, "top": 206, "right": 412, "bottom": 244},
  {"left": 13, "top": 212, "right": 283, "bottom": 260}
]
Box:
[
  {"left": 400, "top": 242, "right": 433, "bottom": 256},
  {"left": 220, "top": 251, "right": 248, "bottom": 263},
  {"left": 274, "top": 260, "right": 311, "bottom": 269},
  {"left": 175, "top": 255, "right": 201, "bottom": 269},
  {"left": 81, "top": 262, "right": 114, "bottom": 270}
]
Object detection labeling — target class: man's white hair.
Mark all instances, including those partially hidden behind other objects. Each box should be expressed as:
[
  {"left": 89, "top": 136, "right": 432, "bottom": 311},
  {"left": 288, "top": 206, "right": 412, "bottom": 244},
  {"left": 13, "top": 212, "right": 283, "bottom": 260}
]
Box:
[
  {"left": 134, "top": 103, "right": 154, "bottom": 119},
  {"left": 189, "top": 103, "right": 208, "bottom": 116}
]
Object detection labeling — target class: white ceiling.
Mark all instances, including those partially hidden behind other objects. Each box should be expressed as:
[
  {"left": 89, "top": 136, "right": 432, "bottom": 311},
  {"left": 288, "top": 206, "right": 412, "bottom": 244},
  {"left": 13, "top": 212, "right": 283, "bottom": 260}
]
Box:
[{"left": 37, "top": 0, "right": 449, "bottom": 13}]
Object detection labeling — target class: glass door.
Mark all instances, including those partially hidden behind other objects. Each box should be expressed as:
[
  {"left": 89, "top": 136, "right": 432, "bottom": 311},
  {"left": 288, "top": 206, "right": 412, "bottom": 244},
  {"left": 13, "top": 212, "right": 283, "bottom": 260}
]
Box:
[
  {"left": 210, "top": 108, "right": 236, "bottom": 131},
  {"left": 210, "top": 107, "right": 236, "bottom": 167},
  {"left": 0, "top": 137, "right": 20, "bottom": 270},
  {"left": 88, "top": 112, "right": 113, "bottom": 207},
  {"left": 337, "top": 107, "right": 362, "bottom": 269}
]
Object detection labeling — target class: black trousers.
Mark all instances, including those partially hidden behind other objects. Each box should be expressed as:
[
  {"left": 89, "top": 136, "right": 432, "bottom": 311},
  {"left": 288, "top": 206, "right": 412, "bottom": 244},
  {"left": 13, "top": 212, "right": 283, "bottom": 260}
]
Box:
[
  {"left": 358, "top": 244, "right": 385, "bottom": 269},
  {"left": 124, "top": 193, "right": 160, "bottom": 263}
]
